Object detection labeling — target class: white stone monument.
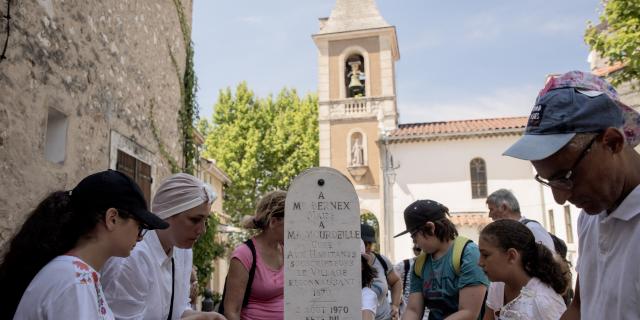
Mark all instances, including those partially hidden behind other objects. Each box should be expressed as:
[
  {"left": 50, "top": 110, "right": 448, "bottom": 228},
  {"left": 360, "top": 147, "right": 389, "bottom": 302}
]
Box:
[{"left": 285, "top": 167, "right": 361, "bottom": 320}]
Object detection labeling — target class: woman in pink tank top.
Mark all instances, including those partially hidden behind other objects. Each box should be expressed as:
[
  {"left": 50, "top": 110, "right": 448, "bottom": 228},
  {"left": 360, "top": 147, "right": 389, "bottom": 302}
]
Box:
[{"left": 223, "top": 191, "right": 286, "bottom": 320}]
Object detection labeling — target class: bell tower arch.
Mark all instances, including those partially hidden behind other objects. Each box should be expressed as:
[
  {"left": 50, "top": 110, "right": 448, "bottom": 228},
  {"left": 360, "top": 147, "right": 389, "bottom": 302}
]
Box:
[{"left": 313, "top": 0, "right": 400, "bottom": 256}]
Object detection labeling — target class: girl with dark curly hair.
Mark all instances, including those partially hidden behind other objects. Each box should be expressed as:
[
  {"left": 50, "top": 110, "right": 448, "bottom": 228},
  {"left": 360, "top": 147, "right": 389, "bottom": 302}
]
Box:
[
  {"left": 0, "top": 170, "right": 168, "bottom": 320},
  {"left": 479, "top": 219, "right": 568, "bottom": 320}
]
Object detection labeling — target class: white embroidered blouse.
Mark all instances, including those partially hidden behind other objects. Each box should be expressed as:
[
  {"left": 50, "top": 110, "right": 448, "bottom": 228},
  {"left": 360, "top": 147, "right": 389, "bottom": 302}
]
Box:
[{"left": 486, "top": 278, "right": 566, "bottom": 320}]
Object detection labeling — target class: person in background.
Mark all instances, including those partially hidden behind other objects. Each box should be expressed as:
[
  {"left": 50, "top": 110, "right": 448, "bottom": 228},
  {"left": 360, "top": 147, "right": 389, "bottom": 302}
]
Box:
[
  {"left": 397, "top": 200, "right": 488, "bottom": 320},
  {"left": 502, "top": 71, "right": 640, "bottom": 320},
  {"left": 190, "top": 266, "right": 199, "bottom": 310},
  {"left": 222, "top": 191, "right": 286, "bottom": 320},
  {"left": 362, "top": 240, "right": 379, "bottom": 320},
  {"left": 393, "top": 243, "right": 428, "bottom": 320},
  {"left": 0, "top": 170, "right": 169, "bottom": 320},
  {"left": 485, "top": 189, "right": 555, "bottom": 253},
  {"left": 479, "top": 219, "right": 567, "bottom": 319},
  {"left": 361, "top": 223, "right": 403, "bottom": 320},
  {"left": 102, "top": 173, "right": 225, "bottom": 320}
]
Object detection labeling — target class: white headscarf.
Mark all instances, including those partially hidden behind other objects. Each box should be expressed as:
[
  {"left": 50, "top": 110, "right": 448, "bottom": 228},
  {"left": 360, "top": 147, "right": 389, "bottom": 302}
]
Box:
[{"left": 151, "top": 173, "right": 217, "bottom": 220}]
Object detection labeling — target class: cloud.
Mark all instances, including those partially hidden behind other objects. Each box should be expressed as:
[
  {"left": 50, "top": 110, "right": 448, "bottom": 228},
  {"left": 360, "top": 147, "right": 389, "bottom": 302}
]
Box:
[
  {"left": 398, "top": 84, "right": 537, "bottom": 123},
  {"left": 538, "top": 17, "right": 586, "bottom": 35},
  {"left": 237, "top": 16, "right": 263, "bottom": 24},
  {"left": 463, "top": 12, "right": 501, "bottom": 41}
]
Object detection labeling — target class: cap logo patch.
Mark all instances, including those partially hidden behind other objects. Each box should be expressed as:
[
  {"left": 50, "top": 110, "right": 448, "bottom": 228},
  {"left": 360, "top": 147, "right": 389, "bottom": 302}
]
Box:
[{"left": 528, "top": 104, "right": 545, "bottom": 127}]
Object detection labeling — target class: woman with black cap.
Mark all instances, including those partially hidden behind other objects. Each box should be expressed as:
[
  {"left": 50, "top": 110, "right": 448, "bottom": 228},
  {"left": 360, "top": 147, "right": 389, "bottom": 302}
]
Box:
[
  {"left": 0, "top": 170, "right": 169, "bottom": 320},
  {"left": 396, "top": 200, "right": 488, "bottom": 320}
]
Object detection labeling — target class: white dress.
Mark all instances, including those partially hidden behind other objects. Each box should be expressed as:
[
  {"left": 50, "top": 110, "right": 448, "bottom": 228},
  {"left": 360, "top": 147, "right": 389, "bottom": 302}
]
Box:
[
  {"left": 486, "top": 278, "right": 566, "bottom": 320},
  {"left": 14, "top": 255, "right": 115, "bottom": 320}
]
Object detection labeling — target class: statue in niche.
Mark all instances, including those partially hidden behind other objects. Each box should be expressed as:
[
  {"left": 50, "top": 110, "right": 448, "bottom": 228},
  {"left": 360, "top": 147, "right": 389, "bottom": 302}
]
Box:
[
  {"left": 351, "top": 137, "right": 364, "bottom": 166},
  {"left": 347, "top": 61, "right": 365, "bottom": 97}
]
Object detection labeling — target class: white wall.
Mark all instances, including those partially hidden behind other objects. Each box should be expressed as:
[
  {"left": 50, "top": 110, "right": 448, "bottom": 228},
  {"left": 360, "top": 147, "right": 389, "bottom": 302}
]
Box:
[{"left": 388, "top": 135, "right": 579, "bottom": 264}]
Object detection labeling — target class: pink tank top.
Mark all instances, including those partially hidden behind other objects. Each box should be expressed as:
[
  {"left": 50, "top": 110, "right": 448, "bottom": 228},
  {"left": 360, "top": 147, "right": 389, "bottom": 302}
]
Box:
[{"left": 231, "top": 238, "right": 284, "bottom": 320}]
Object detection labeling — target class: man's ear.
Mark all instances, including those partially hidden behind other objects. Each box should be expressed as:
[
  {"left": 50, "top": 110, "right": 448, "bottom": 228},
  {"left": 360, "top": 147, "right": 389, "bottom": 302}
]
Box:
[
  {"left": 104, "top": 208, "right": 119, "bottom": 231},
  {"left": 602, "top": 127, "right": 625, "bottom": 154}
]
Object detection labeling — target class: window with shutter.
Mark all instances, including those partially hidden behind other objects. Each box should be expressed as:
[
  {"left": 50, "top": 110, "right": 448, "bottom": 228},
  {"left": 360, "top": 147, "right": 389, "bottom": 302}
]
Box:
[{"left": 117, "top": 150, "right": 152, "bottom": 207}]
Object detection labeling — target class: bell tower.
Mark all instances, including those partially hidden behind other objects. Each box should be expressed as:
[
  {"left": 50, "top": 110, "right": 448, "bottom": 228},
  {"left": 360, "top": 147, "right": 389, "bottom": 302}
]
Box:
[{"left": 313, "top": 0, "right": 399, "bottom": 254}]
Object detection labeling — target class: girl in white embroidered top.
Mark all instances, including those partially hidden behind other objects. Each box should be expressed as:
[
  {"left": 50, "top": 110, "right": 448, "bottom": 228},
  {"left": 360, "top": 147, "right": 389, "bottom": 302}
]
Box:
[
  {"left": 0, "top": 170, "right": 169, "bottom": 320},
  {"left": 478, "top": 219, "right": 568, "bottom": 320}
]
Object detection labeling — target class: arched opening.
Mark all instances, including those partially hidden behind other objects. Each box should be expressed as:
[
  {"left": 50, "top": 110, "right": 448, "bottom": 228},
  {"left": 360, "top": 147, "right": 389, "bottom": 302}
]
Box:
[
  {"left": 470, "top": 158, "right": 487, "bottom": 198},
  {"left": 345, "top": 54, "right": 366, "bottom": 98}
]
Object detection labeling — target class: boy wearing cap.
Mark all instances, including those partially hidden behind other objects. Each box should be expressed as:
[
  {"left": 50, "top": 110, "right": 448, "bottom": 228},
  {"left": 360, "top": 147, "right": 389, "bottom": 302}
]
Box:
[
  {"left": 503, "top": 71, "right": 640, "bottom": 320},
  {"left": 397, "top": 200, "right": 488, "bottom": 320},
  {"left": 361, "top": 223, "right": 403, "bottom": 320}
]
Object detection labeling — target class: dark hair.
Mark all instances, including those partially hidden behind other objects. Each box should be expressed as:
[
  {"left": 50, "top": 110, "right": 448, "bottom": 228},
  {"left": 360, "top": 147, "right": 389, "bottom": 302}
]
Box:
[
  {"left": 480, "top": 219, "right": 568, "bottom": 294},
  {"left": 0, "top": 191, "right": 112, "bottom": 319},
  {"left": 417, "top": 217, "right": 458, "bottom": 242},
  {"left": 361, "top": 255, "right": 377, "bottom": 288}
]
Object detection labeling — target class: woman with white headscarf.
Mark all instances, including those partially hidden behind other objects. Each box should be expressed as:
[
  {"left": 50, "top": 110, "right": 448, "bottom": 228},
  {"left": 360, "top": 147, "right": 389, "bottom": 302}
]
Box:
[{"left": 101, "top": 173, "right": 226, "bottom": 320}]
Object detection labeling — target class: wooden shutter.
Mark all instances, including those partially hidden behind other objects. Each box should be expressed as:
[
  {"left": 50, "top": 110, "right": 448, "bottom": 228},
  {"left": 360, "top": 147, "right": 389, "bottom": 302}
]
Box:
[{"left": 117, "top": 150, "right": 152, "bottom": 207}]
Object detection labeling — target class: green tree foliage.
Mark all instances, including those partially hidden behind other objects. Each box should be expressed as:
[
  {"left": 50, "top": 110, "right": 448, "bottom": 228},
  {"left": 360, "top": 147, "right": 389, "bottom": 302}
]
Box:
[
  {"left": 202, "top": 82, "right": 319, "bottom": 222},
  {"left": 585, "top": 0, "right": 640, "bottom": 85}
]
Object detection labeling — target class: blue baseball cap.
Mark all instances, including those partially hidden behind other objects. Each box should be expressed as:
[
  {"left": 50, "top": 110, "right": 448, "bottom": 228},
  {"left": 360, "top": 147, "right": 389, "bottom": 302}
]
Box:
[{"left": 503, "top": 87, "right": 624, "bottom": 161}]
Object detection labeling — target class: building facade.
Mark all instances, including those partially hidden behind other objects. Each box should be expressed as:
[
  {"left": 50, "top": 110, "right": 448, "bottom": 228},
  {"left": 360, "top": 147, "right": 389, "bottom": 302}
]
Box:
[
  {"left": 0, "top": 1, "right": 193, "bottom": 243},
  {"left": 315, "top": 0, "right": 580, "bottom": 266}
]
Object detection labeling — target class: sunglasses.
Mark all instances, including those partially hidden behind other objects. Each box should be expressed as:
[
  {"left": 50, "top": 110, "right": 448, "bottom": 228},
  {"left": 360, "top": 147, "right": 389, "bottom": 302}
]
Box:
[{"left": 117, "top": 209, "right": 149, "bottom": 238}]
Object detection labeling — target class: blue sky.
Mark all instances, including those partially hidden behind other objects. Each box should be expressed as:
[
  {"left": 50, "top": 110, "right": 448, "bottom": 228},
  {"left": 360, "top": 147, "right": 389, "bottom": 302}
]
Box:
[{"left": 193, "top": 0, "right": 602, "bottom": 123}]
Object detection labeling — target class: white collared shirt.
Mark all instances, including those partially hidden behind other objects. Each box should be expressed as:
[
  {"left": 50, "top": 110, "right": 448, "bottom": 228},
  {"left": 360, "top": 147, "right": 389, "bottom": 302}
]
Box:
[
  {"left": 101, "top": 231, "right": 192, "bottom": 320},
  {"left": 576, "top": 185, "right": 640, "bottom": 320},
  {"left": 14, "top": 255, "right": 115, "bottom": 320}
]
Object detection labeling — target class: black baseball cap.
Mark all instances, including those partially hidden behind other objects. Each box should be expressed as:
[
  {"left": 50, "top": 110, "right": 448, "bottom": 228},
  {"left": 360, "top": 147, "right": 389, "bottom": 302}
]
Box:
[
  {"left": 361, "top": 223, "right": 376, "bottom": 243},
  {"left": 394, "top": 200, "right": 448, "bottom": 238},
  {"left": 70, "top": 170, "right": 169, "bottom": 230}
]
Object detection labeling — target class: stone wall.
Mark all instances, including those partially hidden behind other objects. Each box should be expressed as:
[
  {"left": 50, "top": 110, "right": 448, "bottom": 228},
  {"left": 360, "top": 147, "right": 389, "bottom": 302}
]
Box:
[{"left": 0, "top": 0, "right": 193, "bottom": 243}]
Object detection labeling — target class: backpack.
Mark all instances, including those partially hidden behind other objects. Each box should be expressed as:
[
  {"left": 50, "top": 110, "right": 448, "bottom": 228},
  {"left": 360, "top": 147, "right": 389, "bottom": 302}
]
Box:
[
  {"left": 413, "top": 236, "right": 471, "bottom": 279},
  {"left": 218, "top": 239, "right": 257, "bottom": 314},
  {"left": 520, "top": 219, "right": 568, "bottom": 259},
  {"left": 413, "top": 236, "right": 486, "bottom": 319},
  {"left": 373, "top": 252, "right": 390, "bottom": 278},
  {"left": 402, "top": 259, "right": 411, "bottom": 295}
]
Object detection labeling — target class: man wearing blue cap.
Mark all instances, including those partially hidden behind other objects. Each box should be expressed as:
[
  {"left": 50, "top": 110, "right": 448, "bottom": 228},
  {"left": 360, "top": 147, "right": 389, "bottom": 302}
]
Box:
[{"left": 503, "top": 71, "right": 640, "bottom": 320}]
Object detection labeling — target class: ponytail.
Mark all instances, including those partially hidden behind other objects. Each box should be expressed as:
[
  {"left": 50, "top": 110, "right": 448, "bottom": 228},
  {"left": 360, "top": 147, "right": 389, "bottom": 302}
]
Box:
[
  {"left": 522, "top": 242, "right": 569, "bottom": 294},
  {"left": 0, "top": 191, "right": 105, "bottom": 319},
  {"left": 481, "top": 219, "right": 569, "bottom": 295}
]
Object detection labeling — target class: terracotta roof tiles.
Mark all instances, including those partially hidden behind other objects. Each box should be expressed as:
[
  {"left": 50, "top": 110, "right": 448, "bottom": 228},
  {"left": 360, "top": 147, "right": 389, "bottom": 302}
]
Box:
[{"left": 388, "top": 116, "right": 528, "bottom": 142}]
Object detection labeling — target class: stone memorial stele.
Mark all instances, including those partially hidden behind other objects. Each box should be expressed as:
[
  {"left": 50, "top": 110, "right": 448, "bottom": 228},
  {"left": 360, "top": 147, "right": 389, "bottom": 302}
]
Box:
[{"left": 285, "top": 167, "right": 361, "bottom": 320}]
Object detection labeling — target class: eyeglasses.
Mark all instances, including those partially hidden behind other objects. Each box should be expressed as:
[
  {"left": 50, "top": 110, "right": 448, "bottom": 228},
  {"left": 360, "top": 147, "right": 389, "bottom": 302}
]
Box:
[
  {"left": 137, "top": 224, "right": 149, "bottom": 238},
  {"left": 117, "top": 209, "right": 148, "bottom": 238},
  {"left": 535, "top": 135, "right": 598, "bottom": 190}
]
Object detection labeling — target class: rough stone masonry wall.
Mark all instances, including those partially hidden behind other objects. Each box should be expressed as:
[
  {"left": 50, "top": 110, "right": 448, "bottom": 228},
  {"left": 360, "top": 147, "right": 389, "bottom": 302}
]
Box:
[{"left": 0, "top": 0, "right": 193, "bottom": 243}]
